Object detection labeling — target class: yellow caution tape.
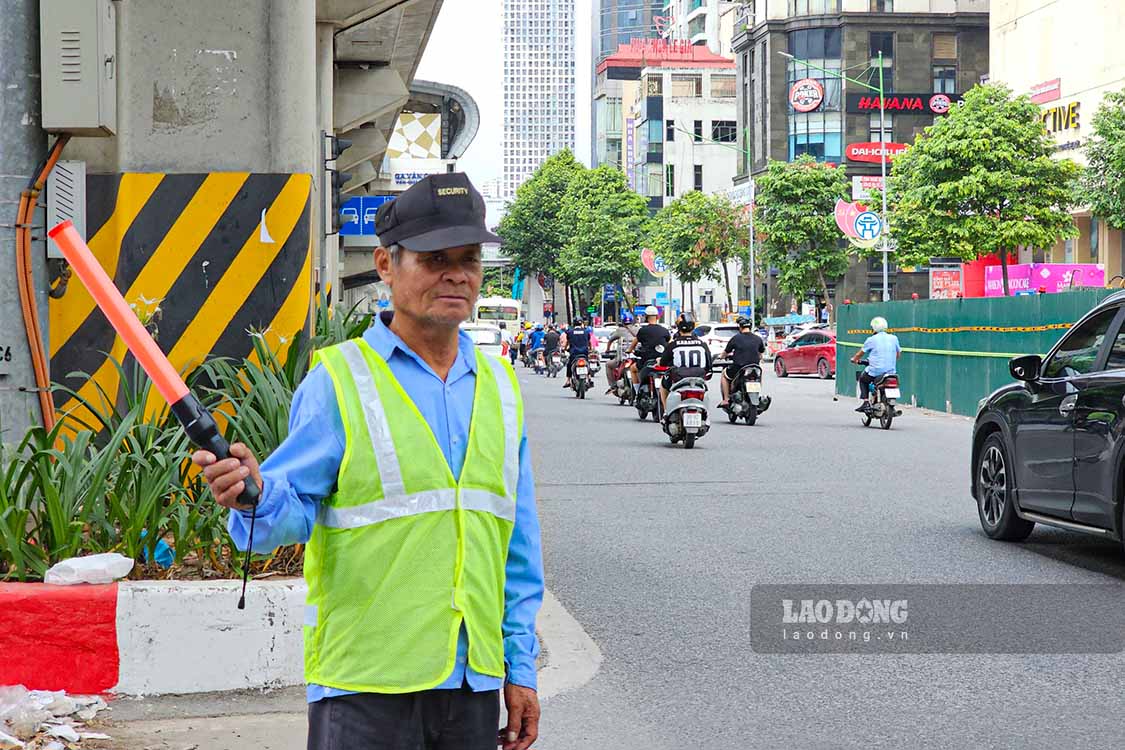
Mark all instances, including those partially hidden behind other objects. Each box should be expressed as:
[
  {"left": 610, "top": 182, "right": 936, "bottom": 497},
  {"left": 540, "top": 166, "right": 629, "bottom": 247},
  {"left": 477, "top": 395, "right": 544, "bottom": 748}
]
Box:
[{"left": 846, "top": 323, "right": 1072, "bottom": 335}]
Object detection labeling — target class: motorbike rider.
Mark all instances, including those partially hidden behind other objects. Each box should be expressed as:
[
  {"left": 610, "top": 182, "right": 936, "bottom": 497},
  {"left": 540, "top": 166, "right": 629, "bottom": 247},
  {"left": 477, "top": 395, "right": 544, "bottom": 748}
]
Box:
[
  {"left": 603, "top": 312, "right": 638, "bottom": 394},
  {"left": 717, "top": 316, "right": 766, "bottom": 408},
  {"left": 627, "top": 306, "right": 671, "bottom": 394},
  {"left": 528, "top": 322, "right": 546, "bottom": 373},
  {"left": 850, "top": 316, "right": 901, "bottom": 412},
  {"left": 543, "top": 324, "right": 561, "bottom": 373},
  {"left": 563, "top": 317, "right": 592, "bottom": 388},
  {"left": 658, "top": 313, "right": 713, "bottom": 410},
  {"left": 517, "top": 321, "right": 532, "bottom": 364}
]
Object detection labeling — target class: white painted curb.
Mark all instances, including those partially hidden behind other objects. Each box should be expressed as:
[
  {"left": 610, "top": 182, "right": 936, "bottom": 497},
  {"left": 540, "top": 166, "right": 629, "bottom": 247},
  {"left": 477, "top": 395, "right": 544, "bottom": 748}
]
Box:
[
  {"left": 115, "top": 579, "right": 306, "bottom": 695},
  {"left": 113, "top": 582, "right": 602, "bottom": 699}
]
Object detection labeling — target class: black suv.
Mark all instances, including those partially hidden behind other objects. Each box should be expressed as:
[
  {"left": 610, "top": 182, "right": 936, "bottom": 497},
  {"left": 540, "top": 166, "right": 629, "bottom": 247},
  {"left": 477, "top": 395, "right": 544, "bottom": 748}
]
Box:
[{"left": 973, "top": 291, "right": 1125, "bottom": 547}]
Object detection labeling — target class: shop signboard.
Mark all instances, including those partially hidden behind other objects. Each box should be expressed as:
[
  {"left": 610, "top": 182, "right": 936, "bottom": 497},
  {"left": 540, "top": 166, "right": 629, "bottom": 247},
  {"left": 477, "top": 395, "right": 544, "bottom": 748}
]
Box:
[
  {"left": 929, "top": 267, "right": 963, "bottom": 299},
  {"left": 984, "top": 263, "right": 1105, "bottom": 296},
  {"left": 789, "top": 78, "right": 824, "bottom": 113},
  {"left": 852, "top": 175, "right": 884, "bottom": 201},
  {"left": 1030, "top": 78, "right": 1062, "bottom": 105},
  {"left": 846, "top": 93, "right": 962, "bottom": 114},
  {"left": 846, "top": 142, "right": 908, "bottom": 163}
]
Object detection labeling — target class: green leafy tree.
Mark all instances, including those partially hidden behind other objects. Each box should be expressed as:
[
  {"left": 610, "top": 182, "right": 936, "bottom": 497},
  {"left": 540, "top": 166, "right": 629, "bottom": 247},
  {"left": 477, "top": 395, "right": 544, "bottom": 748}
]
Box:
[
  {"left": 883, "top": 83, "right": 1080, "bottom": 294},
  {"left": 497, "top": 149, "right": 582, "bottom": 276},
  {"left": 557, "top": 166, "right": 648, "bottom": 304},
  {"left": 753, "top": 156, "right": 849, "bottom": 319},
  {"left": 1078, "top": 89, "right": 1125, "bottom": 230},
  {"left": 648, "top": 192, "right": 750, "bottom": 313}
]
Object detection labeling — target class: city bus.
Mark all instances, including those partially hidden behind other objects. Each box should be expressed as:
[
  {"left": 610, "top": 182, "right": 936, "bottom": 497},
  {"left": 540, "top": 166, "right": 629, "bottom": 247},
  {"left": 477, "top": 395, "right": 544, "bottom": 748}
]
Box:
[{"left": 474, "top": 296, "right": 523, "bottom": 328}]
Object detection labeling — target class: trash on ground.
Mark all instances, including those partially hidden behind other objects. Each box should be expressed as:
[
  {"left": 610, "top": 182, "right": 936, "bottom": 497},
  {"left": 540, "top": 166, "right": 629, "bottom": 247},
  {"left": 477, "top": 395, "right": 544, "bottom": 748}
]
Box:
[
  {"left": 43, "top": 553, "right": 134, "bottom": 585},
  {"left": 0, "top": 685, "right": 111, "bottom": 746}
]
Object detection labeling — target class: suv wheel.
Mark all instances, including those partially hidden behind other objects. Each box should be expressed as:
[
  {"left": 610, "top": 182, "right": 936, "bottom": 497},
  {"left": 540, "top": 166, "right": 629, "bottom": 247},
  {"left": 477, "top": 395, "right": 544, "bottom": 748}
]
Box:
[{"left": 976, "top": 433, "right": 1034, "bottom": 541}]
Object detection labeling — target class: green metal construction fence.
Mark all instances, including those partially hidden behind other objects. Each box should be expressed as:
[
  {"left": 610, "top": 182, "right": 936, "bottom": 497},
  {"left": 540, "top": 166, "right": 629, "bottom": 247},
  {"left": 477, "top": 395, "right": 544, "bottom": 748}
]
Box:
[{"left": 834, "top": 289, "right": 1117, "bottom": 416}]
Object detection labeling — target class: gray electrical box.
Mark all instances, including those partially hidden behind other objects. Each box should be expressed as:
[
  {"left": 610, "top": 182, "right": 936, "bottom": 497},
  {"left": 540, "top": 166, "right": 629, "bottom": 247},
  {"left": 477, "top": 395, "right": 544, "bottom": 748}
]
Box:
[
  {"left": 40, "top": 0, "right": 117, "bottom": 136},
  {"left": 46, "top": 161, "right": 87, "bottom": 258}
]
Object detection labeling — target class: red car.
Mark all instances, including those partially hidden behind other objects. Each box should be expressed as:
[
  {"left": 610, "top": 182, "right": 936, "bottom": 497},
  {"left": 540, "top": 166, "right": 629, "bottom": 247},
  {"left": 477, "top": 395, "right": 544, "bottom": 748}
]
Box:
[{"left": 774, "top": 329, "right": 836, "bottom": 379}]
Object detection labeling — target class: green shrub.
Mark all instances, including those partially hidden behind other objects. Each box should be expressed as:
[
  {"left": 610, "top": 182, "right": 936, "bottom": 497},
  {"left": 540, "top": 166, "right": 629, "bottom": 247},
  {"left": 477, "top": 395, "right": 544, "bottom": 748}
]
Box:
[{"left": 0, "top": 300, "right": 373, "bottom": 581}]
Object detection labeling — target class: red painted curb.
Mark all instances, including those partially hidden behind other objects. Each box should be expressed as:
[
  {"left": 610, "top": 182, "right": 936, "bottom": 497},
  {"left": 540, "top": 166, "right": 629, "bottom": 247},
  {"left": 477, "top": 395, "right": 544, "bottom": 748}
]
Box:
[{"left": 0, "top": 583, "right": 119, "bottom": 693}]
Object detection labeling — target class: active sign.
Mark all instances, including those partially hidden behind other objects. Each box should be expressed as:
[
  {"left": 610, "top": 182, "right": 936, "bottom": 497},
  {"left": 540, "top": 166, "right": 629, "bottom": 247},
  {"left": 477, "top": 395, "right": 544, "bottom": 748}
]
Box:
[{"left": 339, "top": 195, "right": 394, "bottom": 236}]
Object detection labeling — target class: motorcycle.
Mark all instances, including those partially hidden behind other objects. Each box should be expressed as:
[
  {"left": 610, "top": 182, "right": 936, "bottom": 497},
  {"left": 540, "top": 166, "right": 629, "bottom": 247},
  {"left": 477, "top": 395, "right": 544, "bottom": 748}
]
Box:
[
  {"left": 856, "top": 360, "right": 902, "bottom": 430},
  {"left": 607, "top": 355, "right": 635, "bottom": 405},
  {"left": 586, "top": 351, "right": 601, "bottom": 378},
  {"left": 547, "top": 350, "right": 563, "bottom": 378},
  {"left": 634, "top": 356, "right": 663, "bottom": 423},
  {"left": 570, "top": 356, "right": 594, "bottom": 399},
  {"left": 656, "top": 365, "right": 711, "bottom": 449},
  {"left": 720, "top": 364, "right": 772, "bottom": 425}
]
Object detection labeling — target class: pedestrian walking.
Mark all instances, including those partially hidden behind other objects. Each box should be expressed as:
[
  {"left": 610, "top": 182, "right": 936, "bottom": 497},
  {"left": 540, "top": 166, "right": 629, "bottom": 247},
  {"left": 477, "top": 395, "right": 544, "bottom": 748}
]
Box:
[{"left": 193, "top": 173, "right": 543, "bottom": 750}]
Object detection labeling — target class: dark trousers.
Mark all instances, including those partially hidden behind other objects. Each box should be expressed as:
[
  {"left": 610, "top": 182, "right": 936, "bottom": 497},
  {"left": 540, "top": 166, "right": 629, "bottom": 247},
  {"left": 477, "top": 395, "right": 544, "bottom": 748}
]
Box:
[
  {"left": 307, "top": 686, "right": 500, "bottom": 750},
  {"left": 859, "top": 371, "right": 876, "bottom": 399}
]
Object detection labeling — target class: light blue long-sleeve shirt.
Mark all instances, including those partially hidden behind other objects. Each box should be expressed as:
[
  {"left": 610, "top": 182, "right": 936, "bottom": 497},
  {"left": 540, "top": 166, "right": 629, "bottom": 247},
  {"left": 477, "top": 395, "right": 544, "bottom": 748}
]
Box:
[{"left": 227, "top": 314, "right": 544, "bottom": 701}]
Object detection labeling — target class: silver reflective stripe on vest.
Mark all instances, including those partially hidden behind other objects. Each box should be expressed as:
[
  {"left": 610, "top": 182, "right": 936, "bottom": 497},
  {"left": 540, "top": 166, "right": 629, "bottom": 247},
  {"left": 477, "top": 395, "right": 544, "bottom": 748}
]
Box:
[
  {"left": 484, "top": 356, "right": 520, "bottom": 498},
  {"left": 319, "top": 488, "right": 456, "bottom": 529},
  {"left": 461, "top": 487, "right": 516, "bottom": 523},
  {"left": 304, "top": 605, "right": 318, "bottom": 627},
  {"left": 318, "top": 487, "right": 512, "bottom": 528},
  {"left": 339, "top": 341, "right": 406, "bottom": 500}
]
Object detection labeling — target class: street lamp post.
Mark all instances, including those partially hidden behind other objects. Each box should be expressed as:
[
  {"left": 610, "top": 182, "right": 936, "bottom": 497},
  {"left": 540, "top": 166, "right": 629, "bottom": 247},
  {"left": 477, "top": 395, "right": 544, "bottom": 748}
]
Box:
[{"left": 778, "top": 50, "right": 891, "bottom": 301}]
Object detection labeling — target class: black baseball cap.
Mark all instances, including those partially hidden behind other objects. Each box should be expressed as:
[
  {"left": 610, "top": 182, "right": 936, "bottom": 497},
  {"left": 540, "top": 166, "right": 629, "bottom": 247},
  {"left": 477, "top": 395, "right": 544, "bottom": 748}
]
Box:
[{"left": 374, "top": 172, "right": 501, "bottom": 252}]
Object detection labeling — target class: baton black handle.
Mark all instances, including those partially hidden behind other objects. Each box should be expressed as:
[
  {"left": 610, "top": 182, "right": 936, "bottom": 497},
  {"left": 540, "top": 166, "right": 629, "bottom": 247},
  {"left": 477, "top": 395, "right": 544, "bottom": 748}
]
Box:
[{"left": 171, "top": 393, "right": 260, "bottom": 506}]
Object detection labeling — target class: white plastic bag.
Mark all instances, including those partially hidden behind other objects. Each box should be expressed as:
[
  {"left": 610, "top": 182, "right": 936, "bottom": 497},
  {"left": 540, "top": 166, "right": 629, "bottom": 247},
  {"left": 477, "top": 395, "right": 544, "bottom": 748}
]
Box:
[{"left": 43, "top": 553, "right": 134, "bottom": 585}]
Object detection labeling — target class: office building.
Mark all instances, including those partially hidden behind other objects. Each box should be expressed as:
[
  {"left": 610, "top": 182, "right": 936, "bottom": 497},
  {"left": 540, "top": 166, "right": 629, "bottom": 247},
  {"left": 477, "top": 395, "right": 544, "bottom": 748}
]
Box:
[
  {"left": 732, "top": 0, "right": 989, "bottom": 308},
  {"left": 991, "top": 0, "right": 1125, "bottom": 277},
  {"left": 659, "top": 0, "right": 735, "bottom": 55},
  {"left": 503, "top": 0, "right": 576, "bottom": 199}
]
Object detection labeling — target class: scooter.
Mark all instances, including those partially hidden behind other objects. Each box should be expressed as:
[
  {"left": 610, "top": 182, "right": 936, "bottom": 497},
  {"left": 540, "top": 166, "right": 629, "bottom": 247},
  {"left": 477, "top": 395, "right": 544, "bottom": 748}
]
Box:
[
  {"left": 856, "top": 360, "right": 902, "bottom": 430},
  {"left": 656, "top": 366, "right": 711, "bottom": 449},
  {"left": 547, "top": 350, "right": 563, "bottom": 378},
  {"left": 586, "top": 351, "right": 601, "bottom": 378},
  {"left": 569, "top": 356, "right": 593, "bottom": 399},
  {"left": 533, "top": 348, "right": 546, "bottom": 375},
  {"left": 634, "top": 356, "right": 663, "bottom": 423},
  {"left": 607, "top": 356, "right": 635, "bottom": 405},
  {"left": 720, "top": 364, "right": 772, "bottom": 425}
]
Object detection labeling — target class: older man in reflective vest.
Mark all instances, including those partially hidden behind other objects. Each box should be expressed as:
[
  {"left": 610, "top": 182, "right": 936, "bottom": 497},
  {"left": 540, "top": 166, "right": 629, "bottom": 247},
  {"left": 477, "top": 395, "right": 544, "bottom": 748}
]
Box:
[{"left": 194, "top": 173, "right": 543, "bottom": 750}]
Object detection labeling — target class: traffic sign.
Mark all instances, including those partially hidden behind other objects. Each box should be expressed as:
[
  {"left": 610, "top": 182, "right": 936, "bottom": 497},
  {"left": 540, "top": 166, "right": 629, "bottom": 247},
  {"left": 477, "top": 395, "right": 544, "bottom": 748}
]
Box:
[
  {"left": 340, "top": 195, "right": 394, "bottom": 236},
  {"left": 853, "top": 211, "right": 883, "bottom": 241}
]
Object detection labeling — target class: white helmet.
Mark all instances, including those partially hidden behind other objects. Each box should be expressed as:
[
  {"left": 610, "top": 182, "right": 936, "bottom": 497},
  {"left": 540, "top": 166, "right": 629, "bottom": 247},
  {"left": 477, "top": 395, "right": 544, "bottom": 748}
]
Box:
[
  {"left": 871, "top": 316, "right": 889, "bottom": 333},
  {"left": 644, "top": 305, "right": 659, "bottom": 317}
]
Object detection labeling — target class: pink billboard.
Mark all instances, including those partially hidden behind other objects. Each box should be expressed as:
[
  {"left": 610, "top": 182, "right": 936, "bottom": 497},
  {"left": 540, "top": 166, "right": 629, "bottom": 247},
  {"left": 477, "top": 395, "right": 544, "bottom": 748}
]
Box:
[{"left": 984, "top": 263, "right": 1105, "bottom": 296}]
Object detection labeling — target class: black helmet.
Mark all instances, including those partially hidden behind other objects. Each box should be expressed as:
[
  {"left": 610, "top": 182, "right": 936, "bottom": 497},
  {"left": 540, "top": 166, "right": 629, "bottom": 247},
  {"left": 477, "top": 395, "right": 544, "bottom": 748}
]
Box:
[
  {"left": 736, "top": 316, "right": 751, "bottom": 328},
  {"left": 573, "top": 317, "right": 584, "bottom": 327},
  {"left": 676, "top": 317, "right": 695, "bottom": 334}
]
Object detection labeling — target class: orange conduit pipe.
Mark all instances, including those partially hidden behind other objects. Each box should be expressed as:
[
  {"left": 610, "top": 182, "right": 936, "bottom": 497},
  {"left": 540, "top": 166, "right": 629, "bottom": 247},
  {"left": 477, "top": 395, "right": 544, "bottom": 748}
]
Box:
[{"left": 16, "top": 135, "right": 69, "bottom": 430}]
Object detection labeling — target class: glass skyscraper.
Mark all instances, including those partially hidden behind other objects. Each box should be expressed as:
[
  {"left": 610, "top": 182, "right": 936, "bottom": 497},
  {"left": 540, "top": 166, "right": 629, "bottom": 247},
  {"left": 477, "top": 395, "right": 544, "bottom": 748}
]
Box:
[{"left": 595, "top": 0, "right": 665, "bottom": 63}]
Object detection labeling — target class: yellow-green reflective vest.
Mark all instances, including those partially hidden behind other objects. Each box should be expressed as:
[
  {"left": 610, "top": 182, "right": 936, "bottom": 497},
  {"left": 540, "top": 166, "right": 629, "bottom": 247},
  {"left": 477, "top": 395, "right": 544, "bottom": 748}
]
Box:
[{"left": 302, "top": 338, "right": 523, "bottom": 693}]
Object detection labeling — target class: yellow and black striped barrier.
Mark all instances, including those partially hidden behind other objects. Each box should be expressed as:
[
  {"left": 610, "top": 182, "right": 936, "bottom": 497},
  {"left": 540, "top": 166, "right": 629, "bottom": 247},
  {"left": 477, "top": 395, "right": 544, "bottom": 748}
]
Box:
[{"left": 49, "top": 172, "right": 312, "bottom": 425}]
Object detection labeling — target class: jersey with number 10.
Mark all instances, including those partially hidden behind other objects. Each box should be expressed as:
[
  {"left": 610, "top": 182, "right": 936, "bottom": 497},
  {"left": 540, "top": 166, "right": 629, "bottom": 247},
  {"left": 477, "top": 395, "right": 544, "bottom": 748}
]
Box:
[{"left": 659, "top": 335, "right": 712, "bottom": 377}]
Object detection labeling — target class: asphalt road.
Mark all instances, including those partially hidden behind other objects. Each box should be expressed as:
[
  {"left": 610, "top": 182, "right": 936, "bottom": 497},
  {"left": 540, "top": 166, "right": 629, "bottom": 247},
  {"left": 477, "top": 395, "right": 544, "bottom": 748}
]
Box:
[{"left": 523, "top": 363, "right": 1125, "bottom": 750}]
